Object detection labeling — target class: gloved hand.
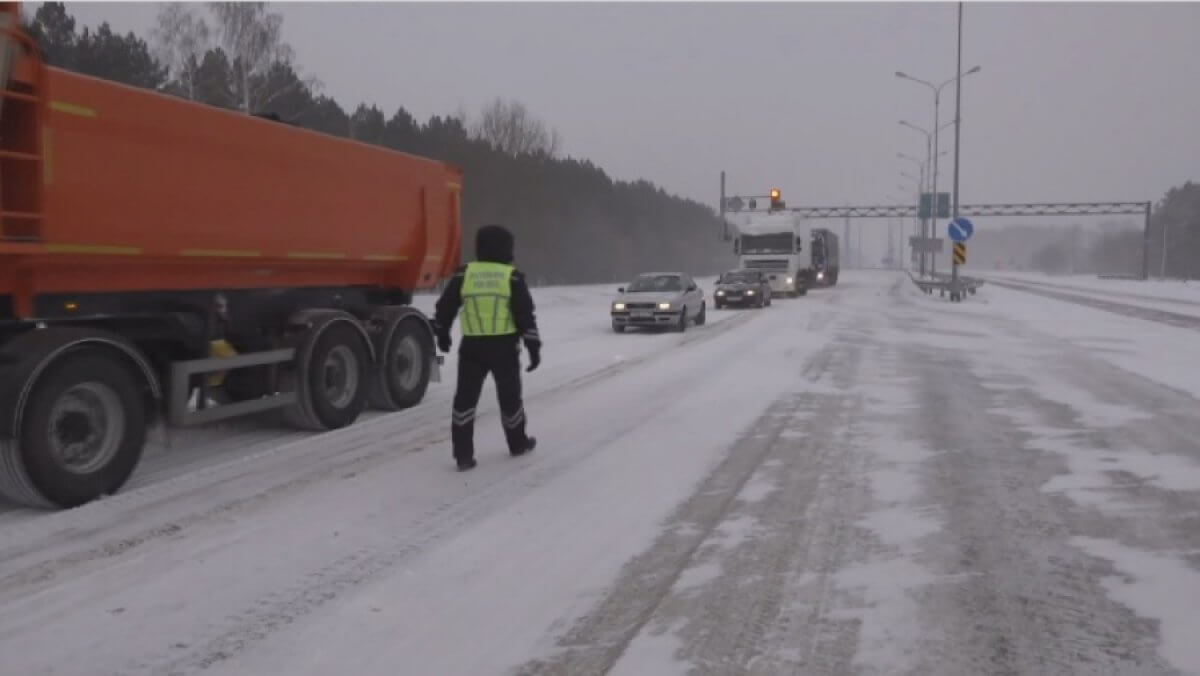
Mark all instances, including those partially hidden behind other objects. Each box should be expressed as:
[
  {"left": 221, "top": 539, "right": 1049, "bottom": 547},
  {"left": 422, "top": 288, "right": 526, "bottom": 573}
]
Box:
[
  {"left": 525, "top": 342, "right": 541, "bottom": 372},
  {"left": 437, "top": 332, "right": 452, "bottom": 354}
]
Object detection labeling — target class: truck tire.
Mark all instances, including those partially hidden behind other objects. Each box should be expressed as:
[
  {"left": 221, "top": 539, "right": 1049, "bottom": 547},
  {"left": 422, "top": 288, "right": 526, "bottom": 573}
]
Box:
[
  {"left": 369, "top": 316, "right": 433, "bottom": 411},
  {"left": 0, "top": 348, "right": 146, "bottom": 509},
  {"left": 284, "top": 320, "right": 371, "bottom": 431}
]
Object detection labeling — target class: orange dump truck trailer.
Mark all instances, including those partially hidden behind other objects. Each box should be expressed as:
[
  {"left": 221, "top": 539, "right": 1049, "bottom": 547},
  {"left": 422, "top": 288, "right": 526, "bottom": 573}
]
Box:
[{"left": 0, "top": 10, "right": 462, "bottom": 508}]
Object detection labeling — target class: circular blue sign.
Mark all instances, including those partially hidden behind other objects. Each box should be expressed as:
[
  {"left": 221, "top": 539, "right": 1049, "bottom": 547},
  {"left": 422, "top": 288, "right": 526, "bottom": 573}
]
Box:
[{"left": 948, "top": 217, "right": 974, "bottom": 242}]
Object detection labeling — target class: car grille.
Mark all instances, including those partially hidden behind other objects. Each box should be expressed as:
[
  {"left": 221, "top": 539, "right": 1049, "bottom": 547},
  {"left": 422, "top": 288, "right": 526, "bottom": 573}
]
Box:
[{"left": 625, "top": 302, "right": 658, "bottom": 310}]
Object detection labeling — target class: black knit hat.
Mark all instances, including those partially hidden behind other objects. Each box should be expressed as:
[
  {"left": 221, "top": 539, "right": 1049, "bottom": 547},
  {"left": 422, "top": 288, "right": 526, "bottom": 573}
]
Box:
[{"left": 475, "top": 224, "right": 515, "bottom": 264}]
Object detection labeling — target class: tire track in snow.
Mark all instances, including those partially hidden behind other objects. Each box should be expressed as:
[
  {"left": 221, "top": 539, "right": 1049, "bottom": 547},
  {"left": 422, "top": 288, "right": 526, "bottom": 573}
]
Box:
[
  {"left": 514, "top": 338, "right": 870, "bottom": 676},
  {"left": 0, "top": 309, "right": 764, "bottom": 596},
  {"left": 0, "top": 297, "right": 760, "bottom": 520},
  {"left": 655, "top": 338, "right": 873, "bottom": 676},
  {"left": 102, "top": 303, "right": 782, "bottom": 675},
  {"left": 899, "top": 343, "right": 1179, "bottom": 675},
  {"left": 938, "top": 306, "right": 1200, "bottom": 674}
]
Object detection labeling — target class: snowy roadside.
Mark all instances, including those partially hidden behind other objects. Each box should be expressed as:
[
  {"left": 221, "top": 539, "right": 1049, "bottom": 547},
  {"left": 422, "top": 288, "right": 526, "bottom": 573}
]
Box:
[
  {"left": 983, "top": 271, "right": 1200, "bottom": 317},
  {"left": 902, "top": 278, "right": 1200, "bottom": 401}
]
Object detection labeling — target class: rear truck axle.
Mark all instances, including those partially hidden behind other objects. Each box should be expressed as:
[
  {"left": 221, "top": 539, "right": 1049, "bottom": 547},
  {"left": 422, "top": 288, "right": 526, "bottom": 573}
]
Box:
[{"left": 0, "top": 306, "right": 442, "bottom": 509}]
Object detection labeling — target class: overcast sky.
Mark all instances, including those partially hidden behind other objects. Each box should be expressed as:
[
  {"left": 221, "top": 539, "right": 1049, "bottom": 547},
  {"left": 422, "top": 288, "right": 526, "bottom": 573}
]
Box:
[{"left": 54, "top": 1, "right": 1200, "bottom": 260}]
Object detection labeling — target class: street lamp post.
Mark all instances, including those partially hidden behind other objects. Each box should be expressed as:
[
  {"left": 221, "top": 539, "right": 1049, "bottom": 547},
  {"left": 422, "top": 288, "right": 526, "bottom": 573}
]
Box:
[
  {"left": 887, "top": 193, "right": 905, "bottom": 270},
  {"left": 898, "top": 155, "right": 925, "bottom": 273},
  {"left": 899, "top": 120, "right": 953, "bottom": 276},
  {"left": 898, "top": 182, "right": 919, "bottom": 269},
  {"left": 898, "top": 152, "right": 926, "bottom": 190},
  {"left": 897, "top": 63, "right": 981, "bottom": 278},
  {"left": 949, "top": 2, "right": 975, "bottom": 297},
  {"left": 1162, "top": 219, "right": 1170, "bottom": 278}
]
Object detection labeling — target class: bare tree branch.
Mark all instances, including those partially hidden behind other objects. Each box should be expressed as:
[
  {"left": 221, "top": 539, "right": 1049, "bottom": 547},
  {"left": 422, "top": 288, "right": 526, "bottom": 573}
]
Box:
[
  {"left": 473, "top": 98, "right": 561, "bottom": 157},
  {"left": 208, "top": 1, "right": 297, "bottom": 113},
  {"left": 151, "top": 3, "right": 210, "bottom": 100}
]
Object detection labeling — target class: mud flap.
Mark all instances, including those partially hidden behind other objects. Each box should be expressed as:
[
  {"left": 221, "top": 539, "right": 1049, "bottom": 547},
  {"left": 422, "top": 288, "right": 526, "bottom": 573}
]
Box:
[{"left": 431, "top": 354, "right": 444, "bottom": 383}]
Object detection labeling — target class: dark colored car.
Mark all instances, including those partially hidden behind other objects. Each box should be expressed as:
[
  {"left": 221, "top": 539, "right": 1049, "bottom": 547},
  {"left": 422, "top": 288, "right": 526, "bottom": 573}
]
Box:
[{"left": 714, "top": 269, "right": 772, "bottom": 309}]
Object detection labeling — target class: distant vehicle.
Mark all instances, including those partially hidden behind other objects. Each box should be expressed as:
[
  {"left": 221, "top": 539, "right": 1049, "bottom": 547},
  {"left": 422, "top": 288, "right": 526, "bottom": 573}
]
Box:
[
  {"left": 811, "top": 228, "right": 840, "bottom": 286},
  {"left": 725, "top": 205, "right": 811, "bottom": 297},
  {"left": 714, "top": 269, "right": 772, "bottom": 309},
  {"left": 611, "top": 272, "right": 706, "bottom": 333}
]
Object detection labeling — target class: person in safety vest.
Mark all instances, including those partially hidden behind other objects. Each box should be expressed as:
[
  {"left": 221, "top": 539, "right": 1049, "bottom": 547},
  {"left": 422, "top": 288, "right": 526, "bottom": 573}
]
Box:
[{"left": 434, "top": 224, "right": 541, "bottom": 471}]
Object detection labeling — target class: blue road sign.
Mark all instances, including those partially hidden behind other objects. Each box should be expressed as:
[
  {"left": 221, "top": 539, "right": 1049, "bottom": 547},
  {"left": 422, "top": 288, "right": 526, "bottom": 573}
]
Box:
[{"left": 947, "top": 217, "right": 974, "bottom": 242}]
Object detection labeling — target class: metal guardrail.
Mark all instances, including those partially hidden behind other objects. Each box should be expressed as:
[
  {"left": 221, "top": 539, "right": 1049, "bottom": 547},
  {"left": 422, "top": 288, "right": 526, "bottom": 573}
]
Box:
[{"left": 907, "top": 271, "right": 983, "bottom": 302}]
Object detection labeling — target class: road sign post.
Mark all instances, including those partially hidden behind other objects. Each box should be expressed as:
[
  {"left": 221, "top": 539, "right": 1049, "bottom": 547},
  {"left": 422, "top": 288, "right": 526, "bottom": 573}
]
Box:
[{"left": 947, "top": 217, "right": 973, "bottom": 301}]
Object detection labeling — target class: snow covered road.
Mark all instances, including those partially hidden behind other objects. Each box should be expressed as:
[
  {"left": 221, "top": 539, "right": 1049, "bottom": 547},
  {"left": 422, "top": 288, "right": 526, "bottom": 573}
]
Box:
[{"left": 2, "top": 271, "right": 1200, "bottom": 675}]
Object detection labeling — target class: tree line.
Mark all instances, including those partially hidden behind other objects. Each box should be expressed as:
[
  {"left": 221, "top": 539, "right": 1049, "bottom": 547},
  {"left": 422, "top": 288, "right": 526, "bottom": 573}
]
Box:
[
  {"left": 24, "top": 2, "right": 733, "bottom": 285},
  {"left": 1026, "top": 181, "right": 1199, "bottom": 279}
]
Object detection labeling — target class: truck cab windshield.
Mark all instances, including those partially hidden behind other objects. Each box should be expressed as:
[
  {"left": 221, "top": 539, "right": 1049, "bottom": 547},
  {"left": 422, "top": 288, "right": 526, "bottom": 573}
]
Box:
[
  {"left": 740, "top": 233, "right": 794, "bottom": 254},
  {"left": 627, "top": 275, "right": 683, "bottom": 292}
]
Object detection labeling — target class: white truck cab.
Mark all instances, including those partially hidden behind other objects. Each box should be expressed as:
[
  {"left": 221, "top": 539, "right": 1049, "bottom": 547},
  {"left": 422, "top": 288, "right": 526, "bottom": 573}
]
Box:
[{"left": 725, "top": 210, "right": 813, "bottom": 297}]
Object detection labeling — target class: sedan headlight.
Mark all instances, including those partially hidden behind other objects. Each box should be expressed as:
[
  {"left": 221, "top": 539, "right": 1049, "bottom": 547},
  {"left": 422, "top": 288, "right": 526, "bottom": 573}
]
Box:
[
  {"left": 658, "top": 302, "right": 672, "bottom": 310},
  {"left": 816, "top": 272, "right": 824, "bottom": 280},
  {"left": 746, "top": 290, "right": 755, "bottom": 295},
  {"left": 613, "top": 302, "right": 626, "bottom": 311},
  {"left": 716, "top": 290, "right": 725, "bottom": 296},
  {"left": 786, "top": 277, "right": 793, "bottom": 284}
]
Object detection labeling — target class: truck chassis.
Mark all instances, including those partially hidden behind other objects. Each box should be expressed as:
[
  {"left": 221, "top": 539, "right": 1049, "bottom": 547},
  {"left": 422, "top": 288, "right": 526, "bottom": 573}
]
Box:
[{"left": 0, "top": 285, "right": 442, "bottom": 509}]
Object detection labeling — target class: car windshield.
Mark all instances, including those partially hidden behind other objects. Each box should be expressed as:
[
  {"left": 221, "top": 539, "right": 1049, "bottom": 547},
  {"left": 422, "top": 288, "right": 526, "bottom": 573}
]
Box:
[
  {"left": 721, "top": 271, "right": 759, "bottom": 284},
  {"left": 626, "top": 275, "right": 683, "bottom": 292}
]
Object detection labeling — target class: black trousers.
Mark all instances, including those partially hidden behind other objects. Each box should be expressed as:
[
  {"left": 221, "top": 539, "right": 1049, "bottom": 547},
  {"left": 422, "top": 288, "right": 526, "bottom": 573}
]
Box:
[{"left": 451, "top": 337, "right": 529, "bottom": 461}]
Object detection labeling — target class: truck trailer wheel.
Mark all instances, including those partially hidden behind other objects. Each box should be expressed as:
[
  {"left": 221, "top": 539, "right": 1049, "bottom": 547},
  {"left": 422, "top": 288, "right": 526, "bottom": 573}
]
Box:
[
  {"left": 0, "top": 349, "right": 146, "bottom": 509},
  {"left": 284, "top": 321, "right": 371, "bottom": 431},
  {"left": 369, "top": 316, "right": 433, "bottom": 411}
]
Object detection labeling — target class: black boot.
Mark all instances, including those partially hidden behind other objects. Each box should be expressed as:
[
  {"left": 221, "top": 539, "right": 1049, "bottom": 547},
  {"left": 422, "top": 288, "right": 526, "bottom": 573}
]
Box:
[
  {"left": 457, "top": 457, "right": 477, "bottom": 472},
  {"left": 512, "top": 437, "right": 537, "bottom": 457}
]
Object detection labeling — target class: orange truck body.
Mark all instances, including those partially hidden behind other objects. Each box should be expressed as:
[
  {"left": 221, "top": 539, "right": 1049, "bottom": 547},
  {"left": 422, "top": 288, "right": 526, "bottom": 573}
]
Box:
[
  {"left": 0, "top": 28, "right": 462, "bottom": 319},
  {"left": 0, "top": 8, "right": 465, "bottom": 510}
]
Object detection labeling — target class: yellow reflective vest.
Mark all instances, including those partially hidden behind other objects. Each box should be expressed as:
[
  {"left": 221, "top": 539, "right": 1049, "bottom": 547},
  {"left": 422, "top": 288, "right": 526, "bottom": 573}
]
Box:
[{"left": 459, "top": 261, "right": 517, "bottom": 336}]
